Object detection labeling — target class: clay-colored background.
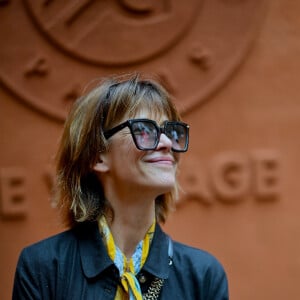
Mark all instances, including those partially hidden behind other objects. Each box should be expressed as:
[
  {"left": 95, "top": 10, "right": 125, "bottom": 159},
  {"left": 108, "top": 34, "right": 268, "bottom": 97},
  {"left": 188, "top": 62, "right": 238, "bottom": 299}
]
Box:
[{"left": 1, "top": 1, "right": 299, "bottom": 299}]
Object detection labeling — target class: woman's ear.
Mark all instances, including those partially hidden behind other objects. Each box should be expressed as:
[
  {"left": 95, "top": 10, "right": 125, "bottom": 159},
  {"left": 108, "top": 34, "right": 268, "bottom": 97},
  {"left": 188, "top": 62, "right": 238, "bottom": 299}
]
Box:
[{"left": 93, "top": 153, "right": 110, "bottom": 173}]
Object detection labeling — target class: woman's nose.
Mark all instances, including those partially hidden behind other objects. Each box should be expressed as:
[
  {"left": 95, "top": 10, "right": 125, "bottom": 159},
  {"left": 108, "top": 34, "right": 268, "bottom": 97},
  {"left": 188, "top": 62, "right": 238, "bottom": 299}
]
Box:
[{"left": 156, "top": 133, "right": 172, "bottom": 150}]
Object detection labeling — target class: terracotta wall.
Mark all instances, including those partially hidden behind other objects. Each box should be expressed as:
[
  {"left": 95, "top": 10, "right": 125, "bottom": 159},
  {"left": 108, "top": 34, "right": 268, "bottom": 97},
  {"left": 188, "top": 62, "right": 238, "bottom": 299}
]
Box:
[{"left": 1, "top": 1, "right": 299, "bottom": 299}]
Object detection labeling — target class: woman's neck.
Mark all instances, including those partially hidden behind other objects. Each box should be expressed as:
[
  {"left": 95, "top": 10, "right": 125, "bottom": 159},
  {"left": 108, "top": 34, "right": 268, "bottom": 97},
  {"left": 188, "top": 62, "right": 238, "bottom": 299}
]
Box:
[
  {"left": 100, "top": 174, "right": 159, "bottom": 257},
  {"left": 106, "top": 197, "right": 156, "bottom": 258}
]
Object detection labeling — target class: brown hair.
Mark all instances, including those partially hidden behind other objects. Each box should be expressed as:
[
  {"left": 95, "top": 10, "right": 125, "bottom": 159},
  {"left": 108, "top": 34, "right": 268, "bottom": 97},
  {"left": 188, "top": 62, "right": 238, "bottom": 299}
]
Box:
[{"left": 54, "top": 73, "right": 182, "bottom": 228}]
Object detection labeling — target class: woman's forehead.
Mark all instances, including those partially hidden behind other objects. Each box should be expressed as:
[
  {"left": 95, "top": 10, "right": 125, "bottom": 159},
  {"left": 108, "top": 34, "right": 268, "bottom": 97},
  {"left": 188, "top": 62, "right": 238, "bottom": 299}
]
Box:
[{"left": 128, "top": 108, "right": 168, "bottom": 122}]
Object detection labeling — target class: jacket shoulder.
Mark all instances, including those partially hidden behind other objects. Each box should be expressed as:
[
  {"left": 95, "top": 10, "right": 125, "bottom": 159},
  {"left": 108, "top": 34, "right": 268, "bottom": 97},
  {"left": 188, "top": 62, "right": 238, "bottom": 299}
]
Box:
[
  {"left": 172, "top": 240, "right": 228, "bottom": 280},
  {"left": 170, "top": 241, "right": 229, "bottom": 299},
  {"left": 20, "top": 222, "right": 96, "bottom": 259},
  {"left": 21, "top": 229, "right": 76, "bottom": 258},
  {"left": 13, "top": 229, "right": 80, "bottom": 300}
]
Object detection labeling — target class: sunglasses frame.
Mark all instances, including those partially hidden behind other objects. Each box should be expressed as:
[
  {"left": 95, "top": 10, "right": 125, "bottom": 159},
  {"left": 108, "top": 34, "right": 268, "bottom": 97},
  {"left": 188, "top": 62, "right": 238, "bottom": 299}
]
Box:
[{"left": 104, "top": 118, "right": 189, "bottom": 152}]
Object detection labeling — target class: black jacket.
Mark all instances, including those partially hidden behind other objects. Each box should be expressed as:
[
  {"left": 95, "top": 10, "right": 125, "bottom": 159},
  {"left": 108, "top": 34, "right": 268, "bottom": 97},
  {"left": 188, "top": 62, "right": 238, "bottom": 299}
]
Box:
[{"left": 12, "top": 222, "right": 229, "bottom": 299}]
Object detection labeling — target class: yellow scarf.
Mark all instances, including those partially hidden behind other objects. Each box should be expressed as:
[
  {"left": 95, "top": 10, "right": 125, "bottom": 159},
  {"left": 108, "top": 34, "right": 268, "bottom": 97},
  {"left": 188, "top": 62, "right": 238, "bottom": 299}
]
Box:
[{"left": 98, "top": 216, "right": 156, "bottom": 300}]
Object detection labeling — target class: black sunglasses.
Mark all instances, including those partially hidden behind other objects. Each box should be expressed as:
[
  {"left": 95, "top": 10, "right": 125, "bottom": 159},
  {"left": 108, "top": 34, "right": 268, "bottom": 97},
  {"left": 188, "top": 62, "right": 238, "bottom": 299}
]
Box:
[{"left": 104, "top": 118, "right": 189, "bottom": 152}]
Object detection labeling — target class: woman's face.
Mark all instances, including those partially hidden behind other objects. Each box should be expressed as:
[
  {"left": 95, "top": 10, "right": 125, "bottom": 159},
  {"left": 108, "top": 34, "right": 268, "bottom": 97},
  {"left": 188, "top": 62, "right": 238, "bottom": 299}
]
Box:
[{"left": 95, "top": 110, "right": 180, "bottom": 198}]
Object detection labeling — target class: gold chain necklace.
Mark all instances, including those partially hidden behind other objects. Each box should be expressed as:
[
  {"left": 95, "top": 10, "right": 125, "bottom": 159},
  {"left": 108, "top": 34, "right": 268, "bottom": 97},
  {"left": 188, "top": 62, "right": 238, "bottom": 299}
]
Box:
[{"left": 143, "top": 278, "right": 164, "bottom": 300}]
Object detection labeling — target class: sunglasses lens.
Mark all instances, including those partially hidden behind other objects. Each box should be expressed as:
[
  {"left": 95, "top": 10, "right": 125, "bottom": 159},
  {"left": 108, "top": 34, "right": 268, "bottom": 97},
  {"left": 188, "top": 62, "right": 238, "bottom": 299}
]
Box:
[
  {"left": 131, "top": 121, "right": 158, "bottom": 150},
  {"left": 165, "top": 123, "right": 188, "bottom": 151}
]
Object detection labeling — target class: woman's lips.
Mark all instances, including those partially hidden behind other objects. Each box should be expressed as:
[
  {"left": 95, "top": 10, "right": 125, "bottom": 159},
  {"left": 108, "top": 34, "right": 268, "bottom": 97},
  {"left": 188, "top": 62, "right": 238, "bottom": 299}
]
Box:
[{"left": 145, "top": 156, "right": 174, "bottom": 165}]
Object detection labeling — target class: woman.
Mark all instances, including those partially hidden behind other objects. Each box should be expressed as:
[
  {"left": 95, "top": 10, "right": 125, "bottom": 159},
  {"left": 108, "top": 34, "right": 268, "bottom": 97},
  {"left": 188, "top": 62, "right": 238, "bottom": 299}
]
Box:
[{"left": 12, "top": 74, "right": 229, "bottom": 299}]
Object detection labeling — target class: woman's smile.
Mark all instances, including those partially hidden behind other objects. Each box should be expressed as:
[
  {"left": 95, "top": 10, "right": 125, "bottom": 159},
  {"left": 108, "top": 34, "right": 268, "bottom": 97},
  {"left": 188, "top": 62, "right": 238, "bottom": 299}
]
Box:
[{"left": 144, "top": 155, "right": 175, "bottom": 166}]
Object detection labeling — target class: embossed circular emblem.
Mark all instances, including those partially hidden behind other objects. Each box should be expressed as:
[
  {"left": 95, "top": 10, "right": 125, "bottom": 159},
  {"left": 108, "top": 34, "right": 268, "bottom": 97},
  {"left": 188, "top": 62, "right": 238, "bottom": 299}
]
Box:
[
  {"left": 24, "top": 0, "right": 201, "bottom": 65},
  {"left": 0, "top": 0, "right": 266, "bottom": 121}
]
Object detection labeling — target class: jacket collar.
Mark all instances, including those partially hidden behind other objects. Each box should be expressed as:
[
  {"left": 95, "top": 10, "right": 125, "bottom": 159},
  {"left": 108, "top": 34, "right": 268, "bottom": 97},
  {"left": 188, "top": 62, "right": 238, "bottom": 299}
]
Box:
[
  {"left": 142, "top": 224, "right": 171, "bottom": 279},
  {"left": 76, "top": 222, "right": 171, "bottom": 280},
  {"left": 76, "top": 222, "right": 114, "bottom": 278}
]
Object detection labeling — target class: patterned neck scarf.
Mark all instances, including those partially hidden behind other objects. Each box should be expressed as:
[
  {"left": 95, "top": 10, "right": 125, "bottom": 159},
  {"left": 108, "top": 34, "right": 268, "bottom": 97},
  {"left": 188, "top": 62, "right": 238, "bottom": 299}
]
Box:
[{"left": 98, "top": 216, "right": 156, "bottom": 300}]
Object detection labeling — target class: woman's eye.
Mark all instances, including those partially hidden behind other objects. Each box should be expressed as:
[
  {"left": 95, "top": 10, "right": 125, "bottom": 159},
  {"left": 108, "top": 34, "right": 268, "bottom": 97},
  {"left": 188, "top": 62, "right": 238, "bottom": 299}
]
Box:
[{"left": 133, "top": 127, "right": 148, "bottom": 136}]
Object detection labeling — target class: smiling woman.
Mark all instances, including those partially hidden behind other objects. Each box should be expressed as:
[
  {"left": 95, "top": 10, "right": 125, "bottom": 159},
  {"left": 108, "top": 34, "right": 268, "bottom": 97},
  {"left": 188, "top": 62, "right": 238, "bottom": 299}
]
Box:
[{"left": 12, "top": 73, "right": 229, "bottom": 300}]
